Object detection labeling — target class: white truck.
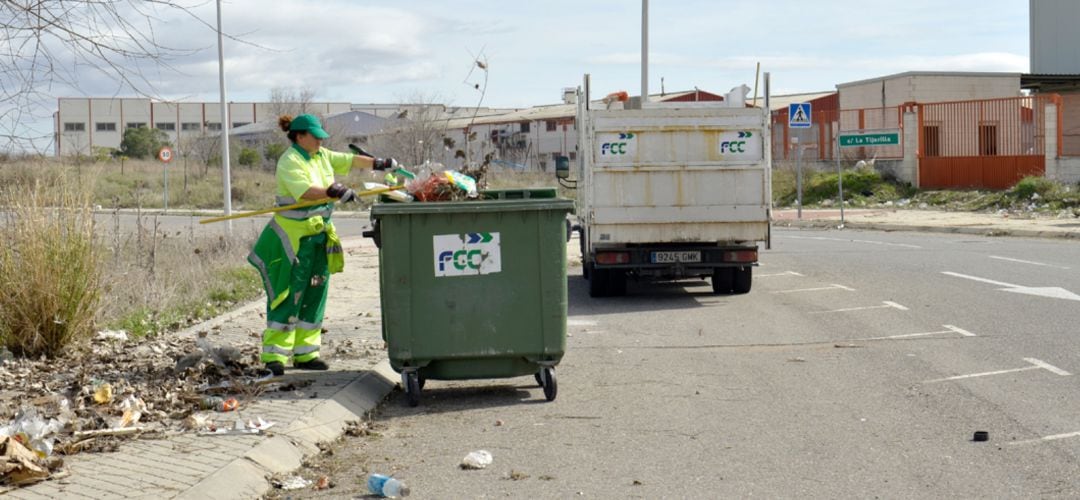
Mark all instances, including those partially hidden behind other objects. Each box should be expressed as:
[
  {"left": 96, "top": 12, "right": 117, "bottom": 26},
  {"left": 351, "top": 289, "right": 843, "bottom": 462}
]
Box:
[{"left": 558, "top": 78, "right": 772, "bottom": 297}]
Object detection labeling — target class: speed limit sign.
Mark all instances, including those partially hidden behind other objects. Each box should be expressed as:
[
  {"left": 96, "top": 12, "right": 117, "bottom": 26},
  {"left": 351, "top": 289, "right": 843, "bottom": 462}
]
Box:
[{"left": 158, "top": 146, "right": 174, "bottom": 163}]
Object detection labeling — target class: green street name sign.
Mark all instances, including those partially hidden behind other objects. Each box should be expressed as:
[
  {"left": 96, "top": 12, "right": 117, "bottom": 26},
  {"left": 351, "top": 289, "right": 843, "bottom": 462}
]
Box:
[{"left": 839, "top": 132, "right": 900, "bottom": 147}]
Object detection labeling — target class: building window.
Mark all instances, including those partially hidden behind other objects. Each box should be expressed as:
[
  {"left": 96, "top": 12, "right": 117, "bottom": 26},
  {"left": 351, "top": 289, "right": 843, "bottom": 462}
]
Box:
[
  {"left": 155, "top": 122, "right": 176, "bottom": 131},
  {"left": 546, "top": 120, "right": 557, "bottom": 132},
  {"left": 206, "top": 122, "right": 222, "bottom": 131},
  {"left": 95, "top": 122, "right": 116, "bottom": 132},
  {"left": 181, "top": 122, "right": 201, "bottom": 131},
  {"left": 126, "top": 122, "right": 146, "bottom": 129},
  {"left": 922, "top": 125, "right": 941, "bottom": 157},
  {"left": 978, "top": 123, "right": 998, "bottom": 156},
  {"left": 63, "top": 122, "right": 85, "bottom": 132},
  {"left": 520, "top": 122, "right": 530, "bottom": 133},
  {"left": 569, "top": 152, "right": 576, "bottom": 161},
  {"left": 232, "top": 122, "right": 250, "bottom": 128},
  {"left": 552, "top": 153, "right": 562, "bottom": 161}
]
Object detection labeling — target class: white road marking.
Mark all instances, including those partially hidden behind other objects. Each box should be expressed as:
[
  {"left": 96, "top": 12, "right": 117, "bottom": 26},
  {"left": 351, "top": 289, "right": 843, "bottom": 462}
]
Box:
[
  {"left": 989, "top": 255, "right": 1071, "bottom": 270},
  {"left": 943, "top": 325, "right": 977, "bottom": 337},
  {"left": 758, "top": 271, "right": 805, "bottom": 277},
  {"left": 785, "top": 235, "right": 923, "bottom": 249},
  {"left": 1023, "top": 357, "right": 1072, "bottom": 376},
  {"left": 942, "top": 271, "right": 1080, "bottom": 302},
  {"left": 810, "top": 301, "right": 909, "bottom": 314},
  {"left": 941, "top": 271, "right": 1016, "bottom": 288},
  {"left": 924, "top": 366, "right": 1040, "bottom": 383},
  {"left": 924, "top": 358, "right": 1072, "bottom": 383},
  {"left": 1010, "top": 431, "right": 1080, "bottom": 446},
  {"left": 567, "top": 319, "right": 598, "bottom": 327},
  {"left": 771, "top": 284, "right": 856, "bottom": 294}
]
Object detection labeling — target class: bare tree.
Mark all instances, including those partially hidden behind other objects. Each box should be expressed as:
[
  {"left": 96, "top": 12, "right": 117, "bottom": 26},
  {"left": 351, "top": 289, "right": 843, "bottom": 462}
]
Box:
[
  {"left": 0, "top": 1, "right": 221, "bottom": 153},
  {"left": 267, "top": 86, "right": 318, "bottom": 120},
  {"left": 366, "top": 92, "right": 448, "bottom": 170}
]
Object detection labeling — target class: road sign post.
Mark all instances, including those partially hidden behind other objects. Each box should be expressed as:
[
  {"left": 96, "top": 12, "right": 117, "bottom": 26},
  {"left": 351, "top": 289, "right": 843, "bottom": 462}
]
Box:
[
  {"left": 158, "top": 146, "right": 174, "bottom": 212},
  {"left": 788, "top": 103, "right": 812, "bottom": 219}
]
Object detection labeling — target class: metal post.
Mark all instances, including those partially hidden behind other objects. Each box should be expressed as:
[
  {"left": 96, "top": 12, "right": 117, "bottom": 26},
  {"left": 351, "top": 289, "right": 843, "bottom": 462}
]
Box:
[
  {"left": 641, "top": 0, "right": 648, "bottom": 106},
  {"left": 216, "top": 0, "right": 233, "bottom": 233},
  {"left": 163, "top": 165, "right": 169, "bottom": 212},
  {"left": 837, "top": 136, "right": 845, "bottom": 228},
  {"left": 796, "top": 131, "right": 802, "bottom": 220}
]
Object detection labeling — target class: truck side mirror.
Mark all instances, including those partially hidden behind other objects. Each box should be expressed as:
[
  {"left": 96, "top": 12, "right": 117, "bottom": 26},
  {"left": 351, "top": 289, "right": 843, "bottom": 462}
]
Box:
[{"left": 555, "top": 155, "right": 570, "bottom": 179}]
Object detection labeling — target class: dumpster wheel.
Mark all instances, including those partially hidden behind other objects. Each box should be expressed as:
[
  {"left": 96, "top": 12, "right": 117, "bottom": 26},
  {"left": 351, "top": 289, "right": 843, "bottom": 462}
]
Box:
[
  {"left": 540, "top": 367, "right": 557, "bottom": 401},
  {"left": 403, "top": 372, "right": 420, "bottom": 407}
]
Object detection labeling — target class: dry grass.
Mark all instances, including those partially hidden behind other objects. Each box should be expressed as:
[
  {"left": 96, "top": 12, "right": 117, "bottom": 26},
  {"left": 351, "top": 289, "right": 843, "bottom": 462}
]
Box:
[
  {"left": 0, "top": 159, "right": 268, "bottom": 350},
  {"left": 98, "top": 211, "right": 263, "bottom": 337},
  {"left": 0, "top": 157, "right": 280, "bottom": 210},
  {"left": 0, "top": 174, "right": 102, "bottom": 357}
]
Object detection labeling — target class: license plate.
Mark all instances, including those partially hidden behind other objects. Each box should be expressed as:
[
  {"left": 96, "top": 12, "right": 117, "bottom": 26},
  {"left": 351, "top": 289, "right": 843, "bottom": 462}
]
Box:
[{"left": 651, "top": 251, "right": 701, "bottom": 263}]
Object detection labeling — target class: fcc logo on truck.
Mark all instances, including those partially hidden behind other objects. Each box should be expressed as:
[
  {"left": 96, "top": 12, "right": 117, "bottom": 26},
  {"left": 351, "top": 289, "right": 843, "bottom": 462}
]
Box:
[
  {"left": 596, "top": 132, "right": 637, "bottom": 163},
  {"left": 433, "top": 232, "right": 502, "bottom": 277},
  {"left": 718, "top": 130, "right": 763, "bottom": 160}
]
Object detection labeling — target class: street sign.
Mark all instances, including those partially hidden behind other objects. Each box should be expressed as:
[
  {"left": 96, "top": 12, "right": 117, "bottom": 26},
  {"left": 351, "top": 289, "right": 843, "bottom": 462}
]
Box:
[
  {"left": 788, "top": 102, "right": 811, "bottom": 128},
  {"left": 839, "top": 131, "right": 900, "bottom": 147},
  {"left": 158, "top": 146, "right": 174, "bottom": 163}
]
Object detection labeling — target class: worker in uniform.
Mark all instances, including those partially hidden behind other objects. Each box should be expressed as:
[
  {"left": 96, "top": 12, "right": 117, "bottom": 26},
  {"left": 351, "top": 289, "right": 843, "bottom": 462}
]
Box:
[{"left": 248, "top": 114, "right": 397, "bottom": 376}]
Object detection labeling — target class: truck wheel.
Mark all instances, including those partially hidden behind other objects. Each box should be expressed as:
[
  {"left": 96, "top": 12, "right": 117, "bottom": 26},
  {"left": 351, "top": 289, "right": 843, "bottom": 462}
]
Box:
[
  {"left": 588, "top": 265, "right": 608, "bottom": 297},
  {"left": 732, "top": 266, "right": 752, "bottom": 294},
  {"left": 712, "top": 267, "right": 734, "bottom": 294}
]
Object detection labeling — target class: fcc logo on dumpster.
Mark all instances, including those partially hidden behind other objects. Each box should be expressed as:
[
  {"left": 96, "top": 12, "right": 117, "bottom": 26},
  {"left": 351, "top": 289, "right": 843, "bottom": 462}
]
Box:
[{"left": 433, "top": 232, "right": 502, "bottom": 277}]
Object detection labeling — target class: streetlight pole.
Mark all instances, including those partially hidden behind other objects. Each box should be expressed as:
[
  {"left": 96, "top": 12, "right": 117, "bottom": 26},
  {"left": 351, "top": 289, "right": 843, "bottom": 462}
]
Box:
[{"left": 216, "top": 0, "right": 233, "bottom": 233}]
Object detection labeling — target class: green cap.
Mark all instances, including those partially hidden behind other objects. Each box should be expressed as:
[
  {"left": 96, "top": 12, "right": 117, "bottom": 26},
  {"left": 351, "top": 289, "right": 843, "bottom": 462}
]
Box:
[{"left": 289, "top": 114, "right": 329, "bottom": 139}]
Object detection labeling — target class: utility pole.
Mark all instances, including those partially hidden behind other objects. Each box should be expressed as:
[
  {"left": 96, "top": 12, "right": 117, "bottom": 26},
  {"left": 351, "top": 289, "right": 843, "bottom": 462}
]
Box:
[{"left": 216, "top": 0, "right": 233, "bottom": 233}]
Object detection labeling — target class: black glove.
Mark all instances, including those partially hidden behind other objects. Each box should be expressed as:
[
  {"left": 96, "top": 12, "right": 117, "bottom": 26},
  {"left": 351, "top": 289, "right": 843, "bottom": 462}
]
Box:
[
  {"left": 326, "top": 182, "right": 359, "bottom": 203},
  {"left": 373, "top": 158, "right": 398, "bottom": 171}
]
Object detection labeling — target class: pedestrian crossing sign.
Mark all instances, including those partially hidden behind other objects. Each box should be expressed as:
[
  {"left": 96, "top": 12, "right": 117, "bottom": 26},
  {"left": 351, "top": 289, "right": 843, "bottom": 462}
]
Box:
[{"left": 789, "top": 102, "right": 812, "bottom": 128}]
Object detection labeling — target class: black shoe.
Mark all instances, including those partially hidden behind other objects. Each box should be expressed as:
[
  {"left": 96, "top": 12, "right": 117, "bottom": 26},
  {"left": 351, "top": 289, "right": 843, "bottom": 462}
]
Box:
[
  {"left": 294, "top": 358, "right": 329, "bottom": 371},
  {"left": 263, "top": 361, "right": 285, "bottom": 377}
]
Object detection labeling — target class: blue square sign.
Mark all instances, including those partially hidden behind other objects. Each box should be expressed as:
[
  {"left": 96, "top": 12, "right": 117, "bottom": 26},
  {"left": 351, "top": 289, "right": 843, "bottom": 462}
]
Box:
[{"left": 789, "top": 102, "right": 812, "bottom": 128}]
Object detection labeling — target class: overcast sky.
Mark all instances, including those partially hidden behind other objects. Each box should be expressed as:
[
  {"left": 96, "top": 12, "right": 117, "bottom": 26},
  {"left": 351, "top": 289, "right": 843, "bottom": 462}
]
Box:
[{"left": 12, "top": 0, "right": 1030, "bottom": 149}]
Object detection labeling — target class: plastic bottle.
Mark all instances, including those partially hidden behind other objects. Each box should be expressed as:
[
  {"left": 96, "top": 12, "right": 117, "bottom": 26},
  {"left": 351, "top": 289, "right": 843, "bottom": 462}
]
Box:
[
  {"left": 367, "top": 473, "right": 410, "bottom": 498},
  {"left": 199, "top": 396, "right": 238, "bottom": 412}
]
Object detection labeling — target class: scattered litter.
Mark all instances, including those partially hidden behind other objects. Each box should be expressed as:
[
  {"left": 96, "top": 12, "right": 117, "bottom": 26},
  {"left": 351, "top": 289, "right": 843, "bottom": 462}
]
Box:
[
  {"left": 507, "top": 470, "right": 529, "bottom": 481},
  {"left": 972, "top": 431, "right": 989, "bottom": 442},
  {"left": 183, "top": 413, "right": 212, "bottom": 431},
  {"left": 117, "top": 396, "right": 146, "bottom": 428},
  {"left": 788, "top": 357, "right": 806, "bottom": 363},
  {"left": 92, "top": 382, "right": 114, "bottom": 405},
  {"left": 95, "top": 330, "right": 128, "bottom": 342},
  {"left": 197, "top": 417, "right": 274, "bottom": 436},
  {"left": 0, "top": 436, "right": 52, "bottom": 486},
  {"left": 199, "top": 396, "right": 238, "bottom": 412},
  {"left": 344, "top": 420, "right": 374, "bottom": 437},
  {"left": 273, "top": 475, "right": 312, "bottom": 491},
  {"left": 833, "top": 343, "right": 863, "bottom": 349},
  {"left": 367, "top": 473, "right": 410, "bottom": 497},
  {"left": 633, "top": 479, "right": 643, "bottom": 486},
  {"left": 314, "top": 475, "right": 331, "bottom": 490},
  {"left": 460, "top": 450, "right": 493, "bottom": 469},
  {"left": 494, "top": 420, "right": 504, "bottom": 427}
]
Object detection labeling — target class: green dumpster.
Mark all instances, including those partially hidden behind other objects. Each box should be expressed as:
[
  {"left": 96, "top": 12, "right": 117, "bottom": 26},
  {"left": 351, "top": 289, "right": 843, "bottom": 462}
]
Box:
[{"left": 369, "top": 188, "right": 574, "bottom": 406}]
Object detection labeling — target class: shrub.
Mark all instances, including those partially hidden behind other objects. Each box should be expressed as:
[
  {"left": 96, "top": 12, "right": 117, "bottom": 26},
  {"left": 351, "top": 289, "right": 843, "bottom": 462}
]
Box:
[
  {"left": 0, "top": 175, "right": 103, "bottom": 357},
  {"left": 264, "top": 142, "right": 287, "bottom": 162},
  {"left": 238, "top": 147, "right": 260, "bottom": 167},
  {"left": 1010, "top": 176, "right": 1057, "bottom": 199}
]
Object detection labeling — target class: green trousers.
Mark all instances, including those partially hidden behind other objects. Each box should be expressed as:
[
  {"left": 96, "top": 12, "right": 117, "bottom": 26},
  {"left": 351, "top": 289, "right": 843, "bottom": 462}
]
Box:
[{"left": 261, "top": 232, "right": 329, "bottom": 364}]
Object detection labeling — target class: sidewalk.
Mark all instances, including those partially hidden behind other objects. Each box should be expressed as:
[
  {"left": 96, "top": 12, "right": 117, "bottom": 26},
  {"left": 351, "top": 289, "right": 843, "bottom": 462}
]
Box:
[
  {"left": 3, "top": 238, "right": 396, "bottom": 500},
  {"left": 773, "top": 208, "right": 1080, "bottom": 240}
]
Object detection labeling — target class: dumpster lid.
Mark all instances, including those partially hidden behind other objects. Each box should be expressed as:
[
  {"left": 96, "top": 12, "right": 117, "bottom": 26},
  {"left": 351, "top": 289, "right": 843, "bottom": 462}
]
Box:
[{"left": 371, "top": 188, "right": 573, "bottom": 217}]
